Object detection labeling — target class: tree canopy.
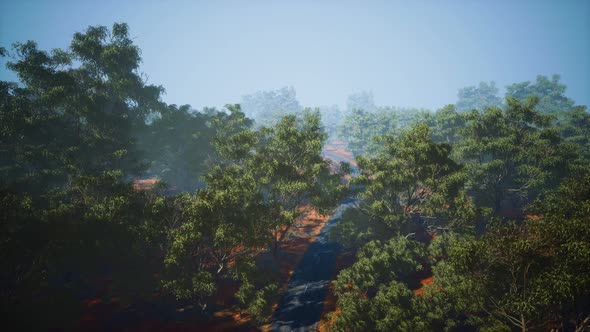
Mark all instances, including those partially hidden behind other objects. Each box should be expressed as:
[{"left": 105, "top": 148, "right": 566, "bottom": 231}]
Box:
[{"left": 1, "top": 22, "right": 589, "bottom": 332}]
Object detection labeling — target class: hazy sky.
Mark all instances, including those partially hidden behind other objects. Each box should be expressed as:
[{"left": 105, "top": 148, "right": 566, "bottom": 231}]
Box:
[{"left": 1, "top": 0, "right": 589, "bottom": 110}]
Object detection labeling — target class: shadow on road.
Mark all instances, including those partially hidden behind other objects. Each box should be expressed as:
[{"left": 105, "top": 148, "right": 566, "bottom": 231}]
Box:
[{"left": 271, "top": 200, "right": 356, "bottom": 332}]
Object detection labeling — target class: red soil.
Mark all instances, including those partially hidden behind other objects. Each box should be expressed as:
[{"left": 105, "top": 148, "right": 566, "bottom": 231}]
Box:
[
  {"left": 413, "top": 276, "right": 435, "bottom": 296},
  {"left": 132, "top": 178, "right": 159, "bottom": 191},
  {"left": 331, "top": 148, "right": 357, "bottom": 167},
  {"left": 81, "top": 143, "right": 352, "bottom": 331},
  {"left": 324, "top": 141, "right": 357, "bottom": 168},
  {"left": 259, "top": 207, "right": 332, "bottom": 331},
  {"left": 144, "top": 206, "right": 333, "bottom": 332}
]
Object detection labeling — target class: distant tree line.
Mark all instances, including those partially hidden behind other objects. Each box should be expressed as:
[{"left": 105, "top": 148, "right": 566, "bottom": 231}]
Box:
[{"left": 1, "top": 22, "right": 588, "bottom": 332}]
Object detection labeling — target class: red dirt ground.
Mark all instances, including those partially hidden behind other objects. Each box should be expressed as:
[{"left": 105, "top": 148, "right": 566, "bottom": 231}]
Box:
[
  {"left": 132, "top": 178, "right": 159, "bottom": 191},
  {"left": 80, "top": 142, "right": 352, "bottom": 331},
  {"left": 324, "top": 140, "right": 357, "bottom": 168},
  {"left": 413, "top": 276, "right": 435, "bottom": 296},
  {"left": 259, "top": 206, "right": 333, "bottom": 331}
]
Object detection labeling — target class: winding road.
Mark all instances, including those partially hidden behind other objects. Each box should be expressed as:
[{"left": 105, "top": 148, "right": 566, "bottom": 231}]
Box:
[{"left": 271, "top": 198, "right": 357, "bottom": 332}]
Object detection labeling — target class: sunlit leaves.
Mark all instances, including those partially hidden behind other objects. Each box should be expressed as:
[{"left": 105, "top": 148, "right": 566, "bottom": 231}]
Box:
[
  {"left": 352, "top": 123, "right": 463, "bottom": 232},
  {"left": 332, "top": 236, "right": 428, "bottom": 331},
  {"left": 456, "top": 98, "right": 574, "bottom": 212}
]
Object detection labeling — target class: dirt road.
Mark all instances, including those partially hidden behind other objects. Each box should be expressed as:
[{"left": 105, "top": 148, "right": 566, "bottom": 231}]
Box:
[{"left": 271, "top": 199, "right": 357, "bottom": 332}]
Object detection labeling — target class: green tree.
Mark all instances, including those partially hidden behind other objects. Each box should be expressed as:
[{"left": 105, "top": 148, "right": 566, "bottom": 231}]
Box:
[
  {"left": 161, "top": 164, "right": 276, "bottom": 309},
  {"left": 346, "top": 91, "right": 376, "bottom": 113},
  {"left": 456, "top": 81, "right": 503, "bottom": 113},
  {"left": 318, "top": 104, "right": 344, "bottom": 138},
  {"left": 352, "top": 124, "right": 463, "bottom": 233},
  {"left": 431, "top": 173, "right": 590, "bottom": 331},
  {"left": 0, "top": 23, "right": 172, "bottom": 329},
  {"left": 162, "top": 110, "right": 347, "bottom": 311},
  {"left": 332, "top": 236, "right": 428, "bottom": 332},
  {"left": 527, "top": 174, "right": 590, "bottom": 331},
  {"left": 0, "top": 172, "right": 170, "bottom": 330},
  {"left": 138, "top": 104, "right": 253, "bottom": 192},
  {"left": 505, "top": 74, "right": 575, "bottom": 117},
  {"left": 337, "top": 106, "right": 431, "bottom": 157},
  {"left": 241, "top": 86, "right": 302, "bottom": 127},
  {"left": 1, "top": 23, "right": 164, "bottom": 196},
  {"left": 420, "top": 238, "right": 510, "bottom": 331},
  {"left": 558, "top": 105, "right": 590, "bottom": 159},
  {"left": 139, "top": 104, "right": 215, "bottom": 191},
  {"left": 456, "top": 97, "right": 575, "bottom": 213},
  {"left": 337, "top": 108, "right": 398, "bottom": 156},
  {"left": 427, "top": 104, "right": 465, "bottom": 145},
  {"left": 254, "top": 110, "right": 348, "bottom": 254}
]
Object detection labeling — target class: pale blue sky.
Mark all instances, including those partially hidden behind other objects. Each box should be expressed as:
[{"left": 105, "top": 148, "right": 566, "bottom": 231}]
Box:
[{"left": 1, "top": 0, "right": 589, "bottom": 110}]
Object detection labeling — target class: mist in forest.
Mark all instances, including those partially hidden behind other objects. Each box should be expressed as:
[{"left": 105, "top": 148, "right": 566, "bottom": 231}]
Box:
[{"left": 1, "top": 1, "right": 589, "bottom": 331}]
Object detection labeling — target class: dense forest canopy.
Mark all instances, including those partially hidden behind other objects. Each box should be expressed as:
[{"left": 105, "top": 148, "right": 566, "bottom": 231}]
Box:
[{"left": 1, "top": 20, "right": 589, "bottom": 332}]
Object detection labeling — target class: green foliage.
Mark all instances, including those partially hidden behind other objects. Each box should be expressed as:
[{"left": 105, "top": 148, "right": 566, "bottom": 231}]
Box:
[
  {"left": 346, "top": 91, "right": 376, "bottom": 113},
  {"left": 527, "top": 174, "right": 590, "bottom": 329},
  {"left": 331, "top": 87, "right": 588, "bottom": 331},
  {"left": 336, "top": 236, "right": 427, "bottom": 291},
  {"left": 162, "top": 110, "right": 346, "bottom": 307},
  {"left": 420, "top": 259, "right": 510, "bottom": 331},
  {"left": 252, "top": 110, "right": 348, "bottom": 251},
  {"left": 3, "top": 21, "right": 590, "bottom": 332},
  {"left": 558, "top": 105, "right": 590, "bottom": 159},
  {"left": 161, "top": 164, "right": 275, "bottom": 307},
  {"left": 426, "top": 104, "right": 466, "bottom": 145},
  {"left": 506, "top": 74, "right": 575, "bottom": 117},
  {"left": 138, "top": 104, "right": 214, "bottom": 191},
  {"left": 332, "top": 236, "right": 428, "bottom": 331},
  {"left": 337, "top": 106, "right": 430, "bottom": 156},
  {"left": 138, "top": 104, "right": 253, "bottom": 192},
  {"left": 330, "top": 208, "right": 392, "bottom": 249},
  {"left": 240, "top": 86, "right": 302, "bottom": 127},
  {"left": 332, "top": 279, "right": 425, "bottom": 332},
  {"left": 352, "top": 124, "right": 463, "bottom": 232},
  {"left": 237, "top": 282, "right": 279, "bottom": 323},
  {"left": 1, "top": 23, "right": 164, "bottom": 196},
  {"left": 426, "top": 174, "right": 590, "bottom": 331},
  {"left": 456, "top": 97, "right": 576, "bottom": 213},
  {"left": 318, "top": 104, "right": 344, "bottom": 137},
  {"left": 427, "top": 231, "right": 475, "bottom": 264},
  {"left": 0, "top": 173, "right": 169, "bottom": 328},
  {"left": 337, "top": 108, "right": 398, "bottom": 156},
  {"left": 456, "top": 81, "right": 503, "bottom": 113},
  {"left": 211, "top": 104, "right": 257, "bottom": 162}
]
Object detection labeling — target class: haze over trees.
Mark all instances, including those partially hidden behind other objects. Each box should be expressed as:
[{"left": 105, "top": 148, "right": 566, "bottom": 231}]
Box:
[
  {"left": 1, "top": 22, "right": 589, "bottom": 332},
  {"left": 329, "top": 90, "right": 590, "bottom": 331},
  {"left": 240, "top": 86, "right": 302, "bottom": 127},
  {"left": 456, "top": 81, "right": 503, "bottom": 113}
]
